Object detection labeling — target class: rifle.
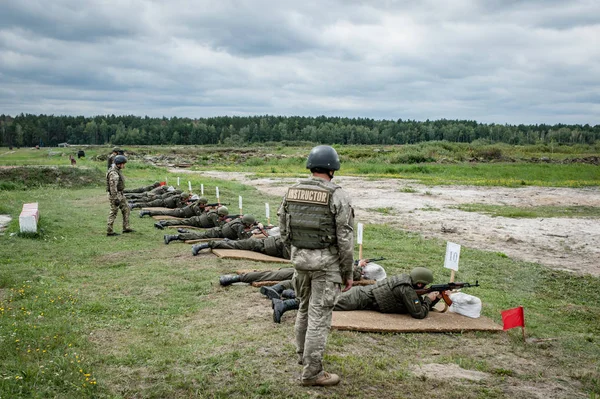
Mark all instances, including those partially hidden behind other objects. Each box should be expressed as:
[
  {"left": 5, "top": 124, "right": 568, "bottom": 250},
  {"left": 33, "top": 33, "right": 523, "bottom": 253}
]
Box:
[
  {"left": 354, "top": 256, "right": 386, "bottom": 265},
  {"left": 415, "top": 281, "right": 479, "bottom": 308}
]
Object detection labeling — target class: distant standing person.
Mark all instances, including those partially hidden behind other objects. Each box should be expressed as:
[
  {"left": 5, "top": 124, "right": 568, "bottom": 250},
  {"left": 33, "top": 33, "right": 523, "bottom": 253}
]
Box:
[
  {"left": 106, "top": 155, "right": 134, "bottom": 236},
  {"left": 278, "top": 145, "right": 354, "bottom": 387},
  {"left": 107, "top": 147, "right": 120, "bottom": 169}
]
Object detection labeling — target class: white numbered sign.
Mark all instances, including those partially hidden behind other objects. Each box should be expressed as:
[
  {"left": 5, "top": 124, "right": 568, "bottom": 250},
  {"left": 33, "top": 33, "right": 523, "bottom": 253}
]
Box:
[
  {"left": 357, "top": 223, "right": 363, "bottom": 245},
  {"left": 239, "top": 196, "right": 243, "bottom": 209},
  {"left": 444, "top": 242, "right": 461, "bottom": 271},
  {"left": 188, "top": 181, "right": 192, "bottom": 191},
  {"left": 201, "top": 184, "right": 204, "bottom": 195}
]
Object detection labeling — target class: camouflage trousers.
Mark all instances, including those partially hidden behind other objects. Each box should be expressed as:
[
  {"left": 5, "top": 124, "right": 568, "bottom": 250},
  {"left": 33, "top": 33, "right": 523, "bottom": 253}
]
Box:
[
  {"left": 107, "top": 193, "right": 130, "bottom": 233},
  {"left": 294, "top": 270, "right": 341, "bottom": 381}
]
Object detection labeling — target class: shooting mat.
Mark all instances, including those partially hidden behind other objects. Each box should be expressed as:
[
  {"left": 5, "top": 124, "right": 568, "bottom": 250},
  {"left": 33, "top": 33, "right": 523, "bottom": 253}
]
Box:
[
  {"left": 152, "top": 215, "right": 184, "bottom": 220},
  {"left": 166, "top": 225, "right": 203, "bottom": 230},
  {"left": 331, "top": 310, "right": 502, "bottom": 333},
  {"left": 142, "top": 207, "right": 173, "bottom": 211},
  {"left": 251, "top": 278, "right": 375, "bottom": 288},
  {"left": 212, "top": 249, "right": 292, "bottom": 264}
]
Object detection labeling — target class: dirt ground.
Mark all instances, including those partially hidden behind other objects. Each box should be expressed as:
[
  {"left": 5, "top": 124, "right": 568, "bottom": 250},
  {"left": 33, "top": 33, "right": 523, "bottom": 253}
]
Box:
[{"left": 173, "top": 169, "right": 600, "bottom": 276}]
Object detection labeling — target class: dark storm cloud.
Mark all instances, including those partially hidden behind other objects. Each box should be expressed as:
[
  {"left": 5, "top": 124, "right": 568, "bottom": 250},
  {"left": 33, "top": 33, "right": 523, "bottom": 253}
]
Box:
[{"left": 0, "top": 0, "right": 599, "bottom": 124}]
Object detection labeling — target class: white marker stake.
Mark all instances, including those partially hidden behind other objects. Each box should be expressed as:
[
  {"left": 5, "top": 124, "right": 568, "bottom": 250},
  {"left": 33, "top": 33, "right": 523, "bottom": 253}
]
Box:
[
  {"left": 166, "top": 177, "right": 168, "bottom": 185},
  {"left": 188, "top": 181, "right": 192, "bottom": 192},
  {"left": 239, "top": 196, "right": 243, "bottom": 215},
  {"left": 444, "top": 241, "right": 461, "bottom": 282},
  {"left": 265, "top": 203, "right": 270, "bottom": 225},
  {"left": 216, "top": 187, "right": 220, "bottom": 204},
  {"left": 357, "top": 223, "right": 364, "bottom": 260},
  {"left": 177, "top": 177, "right": 180, "bottom": 186},
  {"left": 201, "top": 184, "right": 204, "bottom": 195}
]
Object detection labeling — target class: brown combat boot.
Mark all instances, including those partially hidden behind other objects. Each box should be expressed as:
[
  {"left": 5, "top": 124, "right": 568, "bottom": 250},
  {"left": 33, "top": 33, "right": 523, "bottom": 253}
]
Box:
[{"left": 301, "top": 372, "right": 340, "bottom": 387}]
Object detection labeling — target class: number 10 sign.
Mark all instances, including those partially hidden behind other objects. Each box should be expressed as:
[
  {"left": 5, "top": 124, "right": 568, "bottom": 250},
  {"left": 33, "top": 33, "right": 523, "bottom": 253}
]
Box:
[{"left": 444, "top": 242, "right": 461, "bottom": 271}]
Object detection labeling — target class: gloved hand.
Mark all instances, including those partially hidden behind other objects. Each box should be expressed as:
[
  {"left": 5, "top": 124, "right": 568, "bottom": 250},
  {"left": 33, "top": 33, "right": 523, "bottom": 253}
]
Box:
[{"left": 113, "top": 199, "right": 121, "bottom": 207}]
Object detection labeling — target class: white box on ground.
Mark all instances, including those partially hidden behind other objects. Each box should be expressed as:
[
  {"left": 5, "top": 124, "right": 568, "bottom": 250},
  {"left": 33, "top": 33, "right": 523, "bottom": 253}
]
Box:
[{"left": 19, "top": 202, "right": 39, "bottom": 233}]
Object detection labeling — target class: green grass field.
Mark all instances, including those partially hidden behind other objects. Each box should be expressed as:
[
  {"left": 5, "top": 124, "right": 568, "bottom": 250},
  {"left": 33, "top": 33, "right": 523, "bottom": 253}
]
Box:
[{"left": 0, "top": 146, "right": 599, "bottom": 398}]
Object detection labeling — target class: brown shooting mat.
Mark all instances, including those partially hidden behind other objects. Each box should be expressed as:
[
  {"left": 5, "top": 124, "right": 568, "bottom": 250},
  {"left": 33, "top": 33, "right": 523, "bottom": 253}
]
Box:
[
  {"left": 251, "top": 278, "right": 375, "bottom": 288},
  {"left": 212, "top": 249, "right": 292, "bottom": 264},
  {"left": 331, "top": 310, "right": 502, "bottom": 333},
  {"left": 142, "top": 207, "right": 173, "bottom": 211},
  {"left": 152, "top": 215, "right": 184, "bottom": 220}
]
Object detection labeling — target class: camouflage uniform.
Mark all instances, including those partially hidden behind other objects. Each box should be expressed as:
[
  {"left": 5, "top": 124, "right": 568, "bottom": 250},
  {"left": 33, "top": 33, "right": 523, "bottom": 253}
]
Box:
[
  {"left": 177, "top": 218, "right": 253, "bottom": 241},
  {"left": 278, "top": 176, "right": 354, "bottom": 382},
  {"left": 160, "top": 209, "right": 221, "bottom": 227},
  {"left": 106, "top": 165, "right": 131, "bottom": 233},
  {"left": 333, "top": 274, "right": 431, "bottom": 318},
  {"left": 145, "top": 203, "right": 206, "bottom": 219},
  {"left": 107, "top": 153, "right": 116, "bottom": 170},
  {"left": 209, "top": 236, "right": 291, "bottom": 260}
]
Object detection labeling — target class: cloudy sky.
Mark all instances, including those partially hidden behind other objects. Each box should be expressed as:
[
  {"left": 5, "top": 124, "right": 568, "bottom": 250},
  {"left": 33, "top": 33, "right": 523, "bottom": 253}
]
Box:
[{"left": 1, "top": 0, "right": 599, "bottom": 124}]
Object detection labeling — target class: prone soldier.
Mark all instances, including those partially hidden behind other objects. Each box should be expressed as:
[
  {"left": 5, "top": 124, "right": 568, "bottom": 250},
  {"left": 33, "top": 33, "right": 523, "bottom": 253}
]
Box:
[
  {"left": 123, "top": 181, "right": 161, "bottom": 194},
  {"left": 163, "top": 214, "right": 257, "bottom": 244},
  {"left": 141, "top": 196, "right": 209, "bottom": 219},
  {"left": 153, "top": 205, "right": 229, "bottom": 229},
  {"left": 129, "top": 192, "right": 190, "bottom": 209}
]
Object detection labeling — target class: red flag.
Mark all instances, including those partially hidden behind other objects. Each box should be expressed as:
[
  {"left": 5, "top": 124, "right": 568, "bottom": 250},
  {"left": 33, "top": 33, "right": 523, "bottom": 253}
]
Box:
[
  {"left": 501, "top": 306, "right": 525, "bottom": 330},
  {"left": 160, "top": 181, "right": 166, "bottom": 186}
]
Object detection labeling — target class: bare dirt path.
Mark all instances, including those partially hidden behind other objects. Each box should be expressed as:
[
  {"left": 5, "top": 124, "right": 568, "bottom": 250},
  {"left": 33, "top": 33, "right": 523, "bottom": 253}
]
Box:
[{"left": 172, "top": 169, "right": 600, "bottom": 276}]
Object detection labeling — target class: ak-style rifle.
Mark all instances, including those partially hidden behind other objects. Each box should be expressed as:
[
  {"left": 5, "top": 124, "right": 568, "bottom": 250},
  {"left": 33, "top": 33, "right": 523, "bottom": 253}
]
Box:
[{"left": 415, "top": 281, "right": 480, "bottom": 307}]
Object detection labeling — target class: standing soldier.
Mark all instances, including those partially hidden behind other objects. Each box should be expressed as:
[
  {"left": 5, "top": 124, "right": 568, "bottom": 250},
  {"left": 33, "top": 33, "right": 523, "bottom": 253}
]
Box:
[
  {"left": 107, "top": 147, "right": 120, "bottom": 170},
  {"left": 278, "top": 145, "right": 354, "bottom": 387},
  {"left": 106, "top": 155, "right": 134, "bottom": 236}
]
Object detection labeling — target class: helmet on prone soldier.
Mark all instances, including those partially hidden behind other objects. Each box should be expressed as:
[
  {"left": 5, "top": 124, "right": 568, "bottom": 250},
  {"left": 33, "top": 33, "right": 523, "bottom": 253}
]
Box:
[
  {"left": 306, "top": 145, "right": 340, "bottom": 171},
  {"left": 410, "top": 267, "right": 434, "bottom": 286},
  {"left": 242, "top": 214, "right": 256, "bottom": 226},
  {"left": 217, "top": 206, "right": 229, "bottom": 216},
  {"left": 197, "top": 196, "right": 208, "bottom": 204}
]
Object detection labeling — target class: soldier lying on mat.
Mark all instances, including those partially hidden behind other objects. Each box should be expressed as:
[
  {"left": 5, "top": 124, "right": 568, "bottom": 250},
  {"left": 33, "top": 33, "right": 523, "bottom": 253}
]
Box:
[
  {"left": 219, "top": 258, "right": 386, "bottom": 288},
  {"left": 191, "top": 226, "right": 287, "bottom": 257},
  {"left": 123, "top": 181, "right": 161, "bottom": 194},
  {"left": 129, "top": 192, "right": 190, "bottom": 210},
  {"left": 139, "top": 196, "right": 208, "bottom": 219},
  {"left": 125, "top": 184, "right": 170, "bottom": 199},
  {"left": 163, "top": 214, "right": 258, "bottom": 244},
  {"left": 153, "top": 206, "right": 229, "bottom": 230},
  {"left": 270, "top": 267, "right": 438, "bottom": 323}
]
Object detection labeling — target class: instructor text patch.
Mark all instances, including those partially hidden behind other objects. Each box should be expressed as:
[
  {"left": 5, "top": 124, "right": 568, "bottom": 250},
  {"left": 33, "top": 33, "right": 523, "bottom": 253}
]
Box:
[{"left": 287, "top": 188, "right": 329, "bottom": 205}]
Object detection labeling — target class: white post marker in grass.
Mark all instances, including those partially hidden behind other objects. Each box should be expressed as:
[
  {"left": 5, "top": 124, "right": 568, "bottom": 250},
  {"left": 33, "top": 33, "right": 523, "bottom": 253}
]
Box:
[
  {"left": 239, "top": 195, "right": 243, "bottom": 215},
  {"left": 265, "top": 203, "right": 270, "bottom": 225},
  {"left": 188, "top": 181, "right": 192, "bottom": 192},
  {"left": 216, "top": 187, "right": 220, "bottom": 204},
  {"left": 444, "top": 241, "right": 461, "bottom": 282},
  {"left": 177, "top": 177, "right": 180, "bottom": 186},
  {"left": 201, "top": 184, "right": 204, "bottom": 195},
  {"left": 357, "top": 222, "right": 364, "bottom": 260},
  {"left": 166, "top": 177, "right": 168, "bottom": 185}
]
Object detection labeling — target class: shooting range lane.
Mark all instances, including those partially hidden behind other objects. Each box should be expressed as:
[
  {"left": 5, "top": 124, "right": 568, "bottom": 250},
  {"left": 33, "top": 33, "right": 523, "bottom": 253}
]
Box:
[{"left": 331, "top": 310, "right": 503, "bottom": 333}]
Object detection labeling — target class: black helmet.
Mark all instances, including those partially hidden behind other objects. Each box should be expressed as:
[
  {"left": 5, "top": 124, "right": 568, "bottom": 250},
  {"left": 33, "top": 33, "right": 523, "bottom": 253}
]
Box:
[
  {"left": 242, "top": 214, "right": 256, "bottom": 226},
  {"left": 306, "top": 145, "right": 340, "bottom": 171},
  {"left": 114, "top": 155, "right": 127, "bottom": 165},
  {"left": 410, "top": 267, "right": 434, "bottom": 286}
]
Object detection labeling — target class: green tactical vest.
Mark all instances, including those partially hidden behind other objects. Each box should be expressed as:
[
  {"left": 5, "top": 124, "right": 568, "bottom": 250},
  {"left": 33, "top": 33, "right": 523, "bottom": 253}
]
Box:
[
  {"left": 284, "top": 179, "right": 338, "bottom": 249},
  {"left": 198, "top": 211, "right": 217, "bottom": 228},
  {"left": 181, "top": 205, "right": 196, "bottom": 218},
  {"left": 221, "top": 218, "right": 243, "bottom": 239},
  {"left": 263, "top": 236, "right": 279, "bottom": 257},
  {"left": 371, "top": 275, "right": 412, "bottom": 313},
  {"left": 106, "top": 167, "right": 125, "bottom": 193}
]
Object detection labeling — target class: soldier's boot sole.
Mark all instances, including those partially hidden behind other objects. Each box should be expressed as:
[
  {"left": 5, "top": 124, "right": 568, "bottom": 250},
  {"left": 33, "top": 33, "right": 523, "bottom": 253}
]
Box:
[{"left": 301, "top": 372, "right": 340, "bottom": 387}]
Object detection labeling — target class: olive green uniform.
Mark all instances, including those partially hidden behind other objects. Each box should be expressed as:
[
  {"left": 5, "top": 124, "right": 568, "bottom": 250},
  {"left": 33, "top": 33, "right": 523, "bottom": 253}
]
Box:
[
  {"left": 177, "top": 218, "right": 253, "bottom": 241},
  {"left": 106, "top": 165, "right": 131, "bottom": 233},
  {"left": 131, "top": 193, "right": 188, "bottom": 209},
  {"left": 238, "top": 268, "right": 294, "bottom": 283},
  {"left": 160, "top": 209, "right": 221, "bottom": 227},
  {"left": 278, "top": 176, "right": 354, "bottom": 382},
  {"left": 146, "top": 203, "right": 206, "bottom": 219},
  {"left": 208, "top": 236, "right": 291, "bottom": 259},
  {"left": 123, "top": 183, "right": 159, "bottom": 194},
  {"left": 125, "top": 185, "right": 168, "bottom": 199}
]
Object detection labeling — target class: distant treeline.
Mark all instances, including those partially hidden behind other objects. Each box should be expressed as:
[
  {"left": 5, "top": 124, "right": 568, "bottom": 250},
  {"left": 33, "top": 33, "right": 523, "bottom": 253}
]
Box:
[{"left": 1, "top": 114, "right": 598, "bottom": 147}]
